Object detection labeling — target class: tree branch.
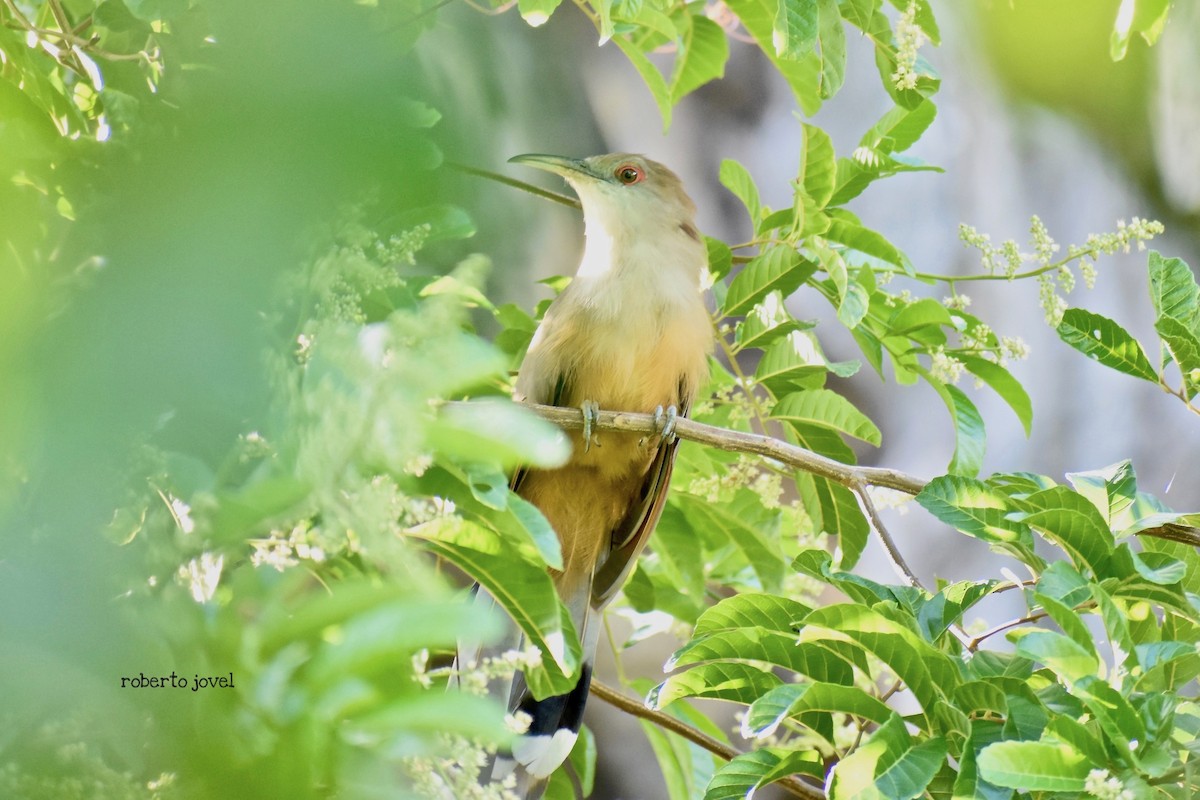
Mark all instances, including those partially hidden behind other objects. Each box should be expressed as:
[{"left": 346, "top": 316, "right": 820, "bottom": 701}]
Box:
[
  {"left": 499, "top": 402, "right": 1200, "bottom": 549},
  {"left": 590, "top": 678, "right": 826, "bottom": 800},
  {"left": 517, "top": 402, "right": 928, "bottom": 495}
]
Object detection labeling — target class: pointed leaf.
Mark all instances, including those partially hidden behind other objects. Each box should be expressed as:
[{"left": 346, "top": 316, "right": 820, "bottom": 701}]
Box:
[
  {"left": 799, "top": 604, "right": 958, "bottom": 716},
  {"left": 773, "top": 0, "right": 819, "bottom": 60},
  {"left": 670, "top": 14, "right": 730, "bottom": 103},
  {"left": 959, "top": 355, "right": 1032, "bottom": 436},
  {"left": 742, "top": 681, "right": 892, "bottom": 739},
  {"left": 816, "top": 0, "right": 846, "bottom": 99},
  {"left": 649, "top": 662, "right": 783, "bottom": 709},
  {"left": 613, "top": 36, "right": 673, "bottom": 130},
  {"left": 1057, "top": 307, "right": 1158, "bottom": 383},
  {"left": 719, "top": 159, "right": 762, "bottom": 226},
  {"left": 725, "top": 246, "right": 817, "bottom": 316},
  {"left": 1014, "top": 485, "right": 1115, "bottom": 574},
  {"left": 771, "top": 388, "right": 881, "bottom": 445},
  {"left": 800, "top": 123, "right": 836, "bottom": 208},
  {"left": 408, "top": 519, "right": 579, "bottom": 698},
  {"left": 976, "top": 741, "right": 1088, "bottom": 792},
  {"left": 704, "top": 747, "right": 822, "bottom": 800},
  {"left": 1148, "top": 250, "right": 1200, "bottom": 331}
]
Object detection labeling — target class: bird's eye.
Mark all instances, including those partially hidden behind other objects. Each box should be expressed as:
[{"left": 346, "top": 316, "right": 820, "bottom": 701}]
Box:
[{"left": 615, "top": 164, "right": 644, "bottom": 185}]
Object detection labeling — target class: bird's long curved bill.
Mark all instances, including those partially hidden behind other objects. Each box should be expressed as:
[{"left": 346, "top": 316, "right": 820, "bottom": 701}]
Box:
[{"left": 508, "top": 153, "right": 593, "bottom": 180}]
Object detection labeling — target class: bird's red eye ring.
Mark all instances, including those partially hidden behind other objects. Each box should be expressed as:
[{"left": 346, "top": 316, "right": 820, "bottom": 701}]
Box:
[{"left": 615, "top": 164, "right": 644, "bottom": 185}]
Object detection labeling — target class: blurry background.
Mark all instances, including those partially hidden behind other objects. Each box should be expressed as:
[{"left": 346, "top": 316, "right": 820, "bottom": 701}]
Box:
[{"left": 1, "top": 0, "right": 1196, "bottom": 797}]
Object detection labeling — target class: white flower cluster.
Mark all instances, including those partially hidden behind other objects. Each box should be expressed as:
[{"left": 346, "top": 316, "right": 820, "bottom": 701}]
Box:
[
  {"left": 1084, "top": 769, "right": 1134, "bottom": 800},
  {"left": 891, "top": 2, "right": 927, "bottom": 91},
  {"left": 960, "top": 215, "right": 1164, "bottom": 326}
]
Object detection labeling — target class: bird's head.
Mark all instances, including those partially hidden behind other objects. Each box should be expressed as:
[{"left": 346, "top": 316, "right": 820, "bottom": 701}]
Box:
[{"left": 509, "top": 153, "right": 700, "bottom": 245}]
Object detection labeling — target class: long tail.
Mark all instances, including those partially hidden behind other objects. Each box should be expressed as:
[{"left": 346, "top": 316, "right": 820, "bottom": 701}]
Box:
[{"left": 491, "top": 581, "right": 601, "bottom": 799}]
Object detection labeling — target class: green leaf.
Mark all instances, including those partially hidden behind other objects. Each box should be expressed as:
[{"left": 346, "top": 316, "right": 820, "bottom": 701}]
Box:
[
  {"left": 799, "top": 604, "right": 958, "bottom": 716},
  {"left": 705, "top": 747, "right": 822, "bottom": 800},
  {"left": 507, "top": 494, "right": 563, "bottom": 570},
  {"left": 1056, "top": 307, "right": 1159, "bottom": 383},
  {"left": 640, "top": 716, "right": 709, "bottom": 800},
  {"left": 959, "top": 355, "right": 1032, "bottom": 436},
  {"left": 719, "top": 159, "right": 762, "bottom": 226},
  {"left": 516, "top": 0, "right": 564, "bottom": 27},
  {"left": 1130, "top": 548, "right": 1187, "bottom": 585},
  {"left": 735, "top": 292, "right": 813, "bottom": 352},
  {"left": 1111, "top": 0, "right": 1171, "bottom": 60},
  {"left": 407, "top": 518, "right": 580, "bottom": 698},
  {"left": 668, "top": 629, "right": 857, "bottom": 685},
  {"left": 1148, "top": 250, "right": 1200, "bottom": 332},
  {"left": 976, "top": 741, "right": 1089, "bottom": 792},
  {"left": 649, "top": 662, "right": 783, "bottom": 709},
  {"left": 430, "top": 399, "right": 571, "bottom": 470},
  {"left": 678, "top": 492, "right": 787, "bottom": 592},
  {"left": 693, "top": 593, "right": 813, "bottom": 635},
  {"left": 815, "top": 0, "right": 846, "bottom": 99},
  {"left": 613, "top": 36, "right": 673, "bottom": 130},
  {"left": 1156, "top": 316, "right": 1200, "bottom": 399},
  {"left": 1065, "top": 459, "right": 1137, "bottom": 527},
  {"left": 753, "top": 332, "right": 831, "bottom": 394},
  {"left": 829, "top": 714, "right": 946, "bottom": 800},
  {"left": 817, "top": 477, "right": 869, "bottom": 568},
  {"left": 773, "top": 0, "right": 819, "bottom": 59},
  {"left": 724, "top": 0, "right": 823, "bottom": 114},
  {"left": 865, "top": 98, "right": 937, "bottom": 153},
  {"left": 742, "top": 682, "right": 892, "bottom": 739},
  {"left": 1071, "top": 675, "right": 1146, "bottom": 756},
  {"left": 824, "top": 218, "right": 912, "bottom": 271},
  {"left": 771, "top": 388, "right": 881, "bottom": 445},
  {"left": 1010, "top": 629, "right": 1099, "bottom": 683},
  {"left": 1032, "top": 592, "right": 1098, "bottom": 658},
  {"left": 724, "top": 246, "right": 816, "bottom": 316},
  {"left": 800, "top": 123, "right": 836, "bottom": 208},
  {"left": 669, "top": 14, "right": 730, "bottom": 104},
  {"left": 934, "top": 382, "right": 986, "bottom": 478},
  {"left": 1014, "top": 485, "right": 1115, "bottom": 575}
]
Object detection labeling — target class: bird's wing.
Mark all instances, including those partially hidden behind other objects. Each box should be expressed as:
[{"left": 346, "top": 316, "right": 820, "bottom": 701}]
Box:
[
  {"left": 590, "top": 390, "right": 690, "bottom": 608},
  {"left": 510, "top": 372, "right": 570, "bottom": 494}
]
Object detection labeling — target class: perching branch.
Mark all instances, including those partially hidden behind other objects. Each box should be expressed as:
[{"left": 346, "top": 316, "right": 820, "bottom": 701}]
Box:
[
  {"left": 590, "top": 679, "right": 827, "bottom": 800},
  {"left": 518, "top": 402, "right": 928, "bottom": 495},
  {"left": 506, "top": 402, "right": 1200, "bottom": 549}
]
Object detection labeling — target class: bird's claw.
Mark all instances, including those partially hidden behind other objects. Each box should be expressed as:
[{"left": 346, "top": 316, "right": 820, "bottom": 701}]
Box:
[
  {"left": 653, "top": 404, "right": 679, "bottom": 445},
  {"left": 581, "top": 400, "right": 601, "bottom": 453}
]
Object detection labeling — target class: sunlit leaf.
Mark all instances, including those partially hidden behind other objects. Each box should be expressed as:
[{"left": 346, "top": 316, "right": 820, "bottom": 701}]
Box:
[
  {"left": 773, "top": 0, "right": 819, "bottom": 60},
  {"left": 1056, "top": 307, "right": 1159, "bottom": 383},
  {"left": 771, "top": 388, "right": 881, "bottom": 445},
  {"left": 407, "top": 518, "right": 580, "bottom": 698},
  {"left": 724, "top": 246, "right": 816, "bottom": 316},
  {"left": 976, "top": 740, "right": 1089, "bottom": 792}
]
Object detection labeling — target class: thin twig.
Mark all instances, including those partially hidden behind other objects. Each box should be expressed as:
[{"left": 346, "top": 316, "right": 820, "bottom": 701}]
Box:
[
  {"left": 590, "top": 679, "right": 826, "bottom": 800},
  {"left": 967, "top": 611, "right": 1047, "bottom": 651},
  {"left": 853, "top": 483, "right": 975, "bottom": 648}
]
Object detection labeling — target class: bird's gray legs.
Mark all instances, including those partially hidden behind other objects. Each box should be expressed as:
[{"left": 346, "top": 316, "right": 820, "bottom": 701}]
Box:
[
  {"left": 653, "top": 404, "right": 678, "bottom": 445},
  {"left": 581, "top": 400, "right": 601, "bottom": 452}
]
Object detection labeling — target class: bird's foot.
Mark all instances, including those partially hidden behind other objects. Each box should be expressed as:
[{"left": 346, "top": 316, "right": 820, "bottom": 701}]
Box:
[
  {"left": 653, "top": 404, "right": 679, "bottom": 445},
  {"left": 581, "top": 400, "right": 601, "bottom": 453}
]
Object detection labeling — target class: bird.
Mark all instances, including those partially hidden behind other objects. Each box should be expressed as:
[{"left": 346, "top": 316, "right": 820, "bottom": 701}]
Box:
[{"left": 487, "top": 153, "right": 714, "bottom": 797}]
